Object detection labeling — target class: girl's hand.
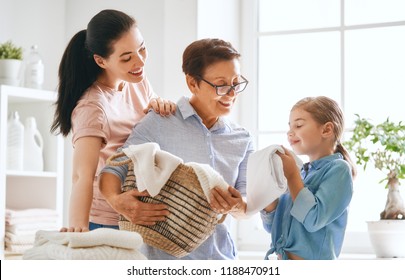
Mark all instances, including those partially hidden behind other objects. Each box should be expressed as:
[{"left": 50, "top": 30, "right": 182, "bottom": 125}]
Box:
[
  {"left": 276, "top": 146, "right": 300, "bottom": 181},
  {"left": 144, "top": 97, "right": 176, "bottom": 116},
  {"left": 209, "top": 186, "right": 247, "bottom": 218},
  {"left": 276, "top": 146, "right": 304, "bottom": 200}
]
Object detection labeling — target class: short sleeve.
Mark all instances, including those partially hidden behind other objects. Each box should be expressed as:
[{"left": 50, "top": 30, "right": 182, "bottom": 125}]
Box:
[{"left": 71, "top": 101, "right": 108, "bottom": 147}]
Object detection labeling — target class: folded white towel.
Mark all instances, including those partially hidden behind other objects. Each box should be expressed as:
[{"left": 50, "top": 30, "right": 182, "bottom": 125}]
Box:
[
  {"left": 6, "top": 208, "right": 58, "bottom": 218},
  {"left": 22, "top": 228, "right": 147, "bottom": 260},
  {"left": 23, "top": 243, "right": 147, "bottom": 260},
  {"left": 5, "top": 243, "right": 34, "bottom": 254},
  {"left": 5, "top": 232, "right": 36, "bottom": 245},
  {"left": 123, "top": 143, "right": 183, "bottom": 197},
  {"left": 32, "top": 228, "right": 143, "bottom": 250},
  {"left": 5, "top": 208, "right": 59, "bottom": 225},
  {"left": 186, "top": 162, "right": 229, "bottom": 202},
  {"left": 5, "top": 216, "right": 58, "bottom": 226},
  {"left": 6, "top": 222, "right": 59, "bottom": 234},
  {"left": 246, "top": 145, "right": 303, "bottom": 215}
]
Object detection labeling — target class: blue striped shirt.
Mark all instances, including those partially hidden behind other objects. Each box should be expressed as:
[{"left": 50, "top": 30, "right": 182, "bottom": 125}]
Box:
[{"left": 102, "top": 96, "right": 254, "bottom": 259}]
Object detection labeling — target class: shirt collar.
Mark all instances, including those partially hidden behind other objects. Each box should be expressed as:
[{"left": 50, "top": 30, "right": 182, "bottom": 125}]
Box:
[
  {"left": 177, "top": 96, "right": 195, "bottom": 120},
  {"left": 177, "top": 96, "right": 228, "bottom": 131},
  {"left": 304, "top": 153, "right": 343, "bottom": 171}
]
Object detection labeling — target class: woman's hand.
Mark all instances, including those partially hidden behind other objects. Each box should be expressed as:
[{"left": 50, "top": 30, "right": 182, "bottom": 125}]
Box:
[
  {"left": 109, "top": 189, "right": 170, "bottom": 226},
  {"left": 60, "top": 226, "right": 89, "bottom": 233},
  {"left": 209, "top": 186, "right": 247, "bottom": 219},
  {"left": 144, "top": 97, "right": 176, "bottom": 116}
]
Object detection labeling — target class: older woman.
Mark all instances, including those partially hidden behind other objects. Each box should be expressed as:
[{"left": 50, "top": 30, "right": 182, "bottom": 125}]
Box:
[{"left": 99, "top": 38, "right": 254, "bottom": 260}]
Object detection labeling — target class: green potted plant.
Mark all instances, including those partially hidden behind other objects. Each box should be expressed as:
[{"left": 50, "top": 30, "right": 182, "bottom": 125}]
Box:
[
  {"left": 345, "top": 114, "right": 405, "bottom": 258},
  {"left": 0, "top": 40, "right": 23, "bottom": 86}
]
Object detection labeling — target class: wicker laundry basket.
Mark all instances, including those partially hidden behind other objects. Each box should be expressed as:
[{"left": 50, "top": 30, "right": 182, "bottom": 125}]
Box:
[{"left": 107, "top": 152, "right": 226, "bottom": 258}]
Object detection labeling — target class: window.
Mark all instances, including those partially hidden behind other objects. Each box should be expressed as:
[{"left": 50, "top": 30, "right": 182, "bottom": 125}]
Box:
[{"left": 238, "top": 0, "right": 405, "bottom": 255}]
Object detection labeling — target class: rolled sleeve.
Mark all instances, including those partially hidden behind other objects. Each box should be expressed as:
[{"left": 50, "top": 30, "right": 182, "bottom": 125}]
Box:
[
  {"left": 260, "top": 209, "right": 276, "bottom": 233},
  {"left": 291, "top": 160, "right": 353, "bottom": 232},
  {"left": 71, "top": 102, "right": 108, "bottom": 146},
  {"left": 100, "top": 162, "right": 128, "bottom": 183},
  {"left": 100, "top": 146, "right": 130, "bottom": 183},
  {"left": 290, "top": 188, "right": 316, "bottom": 223}
]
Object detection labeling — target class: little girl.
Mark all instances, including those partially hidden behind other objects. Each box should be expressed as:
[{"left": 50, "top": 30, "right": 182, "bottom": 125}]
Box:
[{"left": 261, "top": 96, "right": 356, "bottom": 260}]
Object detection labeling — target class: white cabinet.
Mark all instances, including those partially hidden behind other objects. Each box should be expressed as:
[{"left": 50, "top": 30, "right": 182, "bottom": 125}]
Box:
[{"left": 0, "top": 85, "right": 64, "bottom": 259}]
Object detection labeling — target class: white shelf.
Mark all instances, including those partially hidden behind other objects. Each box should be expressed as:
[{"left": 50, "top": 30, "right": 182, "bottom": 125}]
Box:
[
  {"left": 1, "top": 85, "right": 57, "bottom": 102},
  {"left": 0, "top": 85, "right": 64, "bottom": 260},
  {"left": 6, "top": 170, "right": 58, "bottom": 178}
]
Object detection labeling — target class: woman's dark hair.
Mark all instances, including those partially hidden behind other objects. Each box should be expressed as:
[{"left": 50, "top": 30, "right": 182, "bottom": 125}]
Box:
[
  {"left": 51, "top": 9, "right": 136, "bottom": 136},
  {"left": 182, "top": 38, "right": 240, "bottom": 83}
]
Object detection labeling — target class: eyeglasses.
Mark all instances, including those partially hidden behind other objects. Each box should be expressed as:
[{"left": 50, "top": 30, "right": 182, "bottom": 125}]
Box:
[{"left": 197, "top": 75, "right": 249, "bottom": 96}]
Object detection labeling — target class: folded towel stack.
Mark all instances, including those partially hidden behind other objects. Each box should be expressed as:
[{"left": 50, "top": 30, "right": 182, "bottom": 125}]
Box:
[
  {"left": 5, "top": 208, "right": 59, "bottom": 255},
  {"left": 23, "top": 228, "right": 146, "bottom": 260}
]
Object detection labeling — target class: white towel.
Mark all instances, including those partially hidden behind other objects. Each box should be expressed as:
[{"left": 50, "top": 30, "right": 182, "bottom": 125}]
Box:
[
  {"left": 32, "top": 228, "right": 143, "bottom": 250},
  {"left": 22, "top": 228, "right": 147, "bottom": 260},
  {"left": 6, "top": 222, "right": 59, "bottom": 234},
  {"left": 246, "top": 145, "right": 303, "bottom": 215},
  {"left": 122, "top": 143, "right": 183, "bottom": 197},
  {"left": 5, "top": 243, "right": 34, "bottom": 254},
  {"left": 5, "top": 208, "right": 58, "bottom": 225},
  {"left": 23, "top": 243, "right": 147, "bottom": 260},
  {"left": 186, "top": 162, "right": 229, "bottom": 202},
  {"left": 5, "top": 232, "right": 36, "bottom": 245},
  {"left": 5, "top": 208, "right": 58, "bottom": 218}
]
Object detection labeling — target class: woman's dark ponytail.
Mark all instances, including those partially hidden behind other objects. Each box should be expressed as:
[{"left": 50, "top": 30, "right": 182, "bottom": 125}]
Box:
[{"left": 51, "top": 29, "right": 100, "bottom": 136}]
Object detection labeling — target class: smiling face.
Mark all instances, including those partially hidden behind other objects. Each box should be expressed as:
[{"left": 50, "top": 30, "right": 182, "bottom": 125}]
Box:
[
  {"left": 288, "top": 107, "right": 335, "bottom": 161},
  {"left": 93, "top": 26, "right": 147, "bottom": 90},
  {"left": 188, "top": 59, "right": 242, "bottom": 128}
]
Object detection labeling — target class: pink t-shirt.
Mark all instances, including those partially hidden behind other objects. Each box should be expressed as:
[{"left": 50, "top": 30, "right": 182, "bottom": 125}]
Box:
[{"left": 71, "top": 78, "right": 156, "bottom": 225}]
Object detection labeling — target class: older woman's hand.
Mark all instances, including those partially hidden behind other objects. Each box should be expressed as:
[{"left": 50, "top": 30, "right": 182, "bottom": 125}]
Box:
[
  {"left": 110, "top": 189, "right": 170, "bottom": 226},
  {"left": 209, "top": 186, "right": 247, "bottom": 219},
  {"left": 143, "top": 97, "right": 176, "bottom": 116}
]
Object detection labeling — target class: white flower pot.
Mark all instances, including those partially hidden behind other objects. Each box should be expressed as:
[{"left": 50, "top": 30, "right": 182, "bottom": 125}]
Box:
[
  {"left": 0, "top": 59, "right": 22, "bottom": 86},
  {"left": 367, "top": 220, "right": 405, "bottom": 258}
]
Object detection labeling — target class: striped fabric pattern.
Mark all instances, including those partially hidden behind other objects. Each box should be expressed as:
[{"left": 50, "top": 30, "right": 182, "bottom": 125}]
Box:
[{"left": 119, "top": 163, "right": 224, "bottom": 258}]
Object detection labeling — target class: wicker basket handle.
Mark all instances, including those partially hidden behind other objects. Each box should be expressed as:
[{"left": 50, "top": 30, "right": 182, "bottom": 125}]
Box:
[{"left": 106, "top": 151, "right": 132, "bottom": 166}]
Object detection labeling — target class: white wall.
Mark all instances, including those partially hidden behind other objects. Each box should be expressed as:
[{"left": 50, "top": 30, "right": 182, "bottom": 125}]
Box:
[{"left": 0, "top": 0, "right": 66, "bottom": 91}]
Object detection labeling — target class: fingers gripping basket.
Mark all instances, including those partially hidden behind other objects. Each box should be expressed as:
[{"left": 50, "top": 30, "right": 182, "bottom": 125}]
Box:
[{"left": 107, "top": 152, "right": 226, "bottom": 258}]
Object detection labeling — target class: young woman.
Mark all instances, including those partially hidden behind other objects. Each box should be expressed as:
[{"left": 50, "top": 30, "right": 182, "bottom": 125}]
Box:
[
  {"left": 261, "top": 96, "right": 356, "bottom": 260},
  {"left": 51, "top": 9, "right": 175, "bottom": 232},
  {"left": 100, "top": 38, "right": 254, "bottom": 259}
]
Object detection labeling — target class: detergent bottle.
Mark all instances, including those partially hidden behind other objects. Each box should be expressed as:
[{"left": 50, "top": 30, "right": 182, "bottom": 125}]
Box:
[
  {"left": 23, "top": 117, "right": 44, "bottom": 172},
  {"left": 6, "top": 111, "right": 24, "bottom": 170}
]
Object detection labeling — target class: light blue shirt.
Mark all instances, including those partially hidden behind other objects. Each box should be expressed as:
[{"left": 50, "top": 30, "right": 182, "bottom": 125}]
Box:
[
  {"left": 261, "top": 153, "right": 353, "bottom": 260},
  {"left": 102, "top": 96, "right": 254, "bottom": 259}
]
